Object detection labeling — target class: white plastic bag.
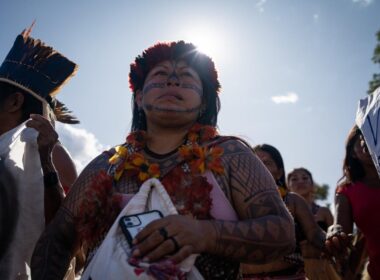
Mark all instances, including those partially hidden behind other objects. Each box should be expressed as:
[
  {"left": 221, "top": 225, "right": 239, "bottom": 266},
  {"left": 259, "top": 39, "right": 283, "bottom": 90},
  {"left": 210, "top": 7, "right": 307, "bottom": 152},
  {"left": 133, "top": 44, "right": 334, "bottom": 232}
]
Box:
[{"left": 81, "top": 178, "right": 203, "bottom": 280}]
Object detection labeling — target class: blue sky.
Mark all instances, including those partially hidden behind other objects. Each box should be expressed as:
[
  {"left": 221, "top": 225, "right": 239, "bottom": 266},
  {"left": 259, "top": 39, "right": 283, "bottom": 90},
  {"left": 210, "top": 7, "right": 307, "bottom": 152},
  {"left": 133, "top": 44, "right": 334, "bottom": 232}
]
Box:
[{"left": 1, "top": 0, "right": 379, "bottom": 207}]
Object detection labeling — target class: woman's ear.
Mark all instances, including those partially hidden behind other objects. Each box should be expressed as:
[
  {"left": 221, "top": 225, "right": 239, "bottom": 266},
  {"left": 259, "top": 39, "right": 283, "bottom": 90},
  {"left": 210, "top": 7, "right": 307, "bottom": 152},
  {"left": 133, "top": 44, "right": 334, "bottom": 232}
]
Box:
[{"left": 5, "top": 92, "right": 24, "bottom": 113}]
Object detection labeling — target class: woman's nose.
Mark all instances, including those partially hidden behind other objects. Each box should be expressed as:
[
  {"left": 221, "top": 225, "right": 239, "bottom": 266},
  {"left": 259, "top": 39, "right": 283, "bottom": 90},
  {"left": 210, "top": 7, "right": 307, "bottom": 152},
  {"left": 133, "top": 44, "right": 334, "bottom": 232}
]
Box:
[{"left": 167, "top": 71, "right": 180, "bottom": 86}]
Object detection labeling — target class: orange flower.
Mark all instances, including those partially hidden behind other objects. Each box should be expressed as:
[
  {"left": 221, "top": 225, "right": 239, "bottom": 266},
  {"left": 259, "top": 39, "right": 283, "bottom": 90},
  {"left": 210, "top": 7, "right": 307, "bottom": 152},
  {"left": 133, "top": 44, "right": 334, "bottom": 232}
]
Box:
[
  {"left": 183, "top": 145, "right": 224, "bottom": 175},
  {"left": 124, "top": 153, "right": 160, "bottom": 182},
  {"left": 178, "top": 145, "right": 194, "bottom": 160},
  {"left": 205, "top": 146, "right": 224, "bottom": 174},
  {"left": 191, "top": 146, "right": 206, "bottom": 173}
]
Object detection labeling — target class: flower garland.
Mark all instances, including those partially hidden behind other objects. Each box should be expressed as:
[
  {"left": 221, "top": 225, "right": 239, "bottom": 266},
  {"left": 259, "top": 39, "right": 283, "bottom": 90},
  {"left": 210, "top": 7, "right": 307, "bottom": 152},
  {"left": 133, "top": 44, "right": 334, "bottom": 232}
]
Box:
[
  {"left": 108, "top": 123, "right": 222, "bottom": 181},
  {"left": 76, "top": 123, "right": 224, "bottom": 249},
  {"left": 109, "top": 123, "right": 224, "bottom": 219}
]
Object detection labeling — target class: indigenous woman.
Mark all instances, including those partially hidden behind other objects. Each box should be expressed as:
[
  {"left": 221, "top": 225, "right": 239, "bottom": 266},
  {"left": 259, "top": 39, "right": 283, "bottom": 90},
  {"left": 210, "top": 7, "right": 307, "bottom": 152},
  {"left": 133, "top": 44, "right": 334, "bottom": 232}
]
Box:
[
  {"left": 241, "top": 144, "right": 326, "bottom": 279},
  {"left": 326, "top": 126, "right": 380, "bottom": 279},
  {"left": 31, "top": 41, "right": 295, "bottom": 279},
  {"left": 287, "top": 167, "right": 339, "bottom": 280}
]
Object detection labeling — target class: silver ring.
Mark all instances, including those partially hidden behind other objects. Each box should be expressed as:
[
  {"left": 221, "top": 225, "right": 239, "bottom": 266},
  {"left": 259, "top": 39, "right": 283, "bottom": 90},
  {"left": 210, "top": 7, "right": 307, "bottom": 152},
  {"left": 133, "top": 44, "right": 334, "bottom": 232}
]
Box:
[
  {"left": 159, "top": 227, "right": 168, "bottom": 240},
  {"left": 168, "top": 236, "right": 180, "bottom": 252}
]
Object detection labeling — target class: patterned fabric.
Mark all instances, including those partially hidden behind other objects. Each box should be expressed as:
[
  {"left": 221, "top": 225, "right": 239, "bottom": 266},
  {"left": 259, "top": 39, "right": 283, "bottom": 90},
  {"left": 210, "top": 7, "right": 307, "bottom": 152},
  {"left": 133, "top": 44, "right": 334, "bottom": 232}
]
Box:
[
  {"left": 77, "top": 134, "right": 247, "bottom": 279},
  {"left": 282, "top": 194, "right": 304, "bottom": 267}
]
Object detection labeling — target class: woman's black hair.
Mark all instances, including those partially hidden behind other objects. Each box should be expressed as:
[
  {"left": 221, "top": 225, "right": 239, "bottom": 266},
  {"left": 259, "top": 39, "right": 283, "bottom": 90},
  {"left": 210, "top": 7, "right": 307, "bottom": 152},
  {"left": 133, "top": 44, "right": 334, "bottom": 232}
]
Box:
[
  {"left": 253, "top": 144, "right": 287, "bottom": 188},
  {"left": 340, "top": 125, "right": 365, "bottom": 184},
  {"left": 129, "top": 41, "right": 221, "bottom": 131}
]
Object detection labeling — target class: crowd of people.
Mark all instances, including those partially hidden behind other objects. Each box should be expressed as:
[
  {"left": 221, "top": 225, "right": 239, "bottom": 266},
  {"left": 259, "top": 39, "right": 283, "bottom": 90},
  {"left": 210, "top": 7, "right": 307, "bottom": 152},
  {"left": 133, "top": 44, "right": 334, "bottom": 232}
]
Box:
[{"left": 0, "top": 28, "right": 379, "bottom": 280}]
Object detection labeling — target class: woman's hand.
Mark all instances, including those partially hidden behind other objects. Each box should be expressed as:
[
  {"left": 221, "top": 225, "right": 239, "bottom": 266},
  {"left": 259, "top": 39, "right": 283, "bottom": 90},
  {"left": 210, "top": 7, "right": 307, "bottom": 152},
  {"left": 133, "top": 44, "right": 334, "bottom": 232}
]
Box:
[
  {"left": 132, "top": 214, "right": 214, "bottom": 264},
  {"left": 25, "top": 114, "right": 58, "bottom": 168},
  {"left": 325, "top": 225, "right": 353, "bottom": 262}
]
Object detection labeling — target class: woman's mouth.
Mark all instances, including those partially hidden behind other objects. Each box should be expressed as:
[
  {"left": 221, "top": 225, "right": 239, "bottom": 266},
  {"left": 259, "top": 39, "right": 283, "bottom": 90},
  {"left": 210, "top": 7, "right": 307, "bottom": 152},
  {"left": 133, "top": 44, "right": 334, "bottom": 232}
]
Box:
[{"left": 159, "top": 92, "right": 183, "bottom": 101}]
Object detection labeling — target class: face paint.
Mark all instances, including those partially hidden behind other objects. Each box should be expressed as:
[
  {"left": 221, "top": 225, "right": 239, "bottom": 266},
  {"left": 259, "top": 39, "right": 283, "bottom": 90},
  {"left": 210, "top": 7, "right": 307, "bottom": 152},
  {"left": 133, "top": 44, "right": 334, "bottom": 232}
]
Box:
[
  {"left": 181, "top": 83, "right": 203, "bottom": 97},
  {"left": 143, "top": 82, "right": 165, "bottom": 95},
  {"left": 145, "top": 104, "right": 202, "bottom": 113},
  {"left": 141, "top": 60, "right": 203, "bottom": 102}
]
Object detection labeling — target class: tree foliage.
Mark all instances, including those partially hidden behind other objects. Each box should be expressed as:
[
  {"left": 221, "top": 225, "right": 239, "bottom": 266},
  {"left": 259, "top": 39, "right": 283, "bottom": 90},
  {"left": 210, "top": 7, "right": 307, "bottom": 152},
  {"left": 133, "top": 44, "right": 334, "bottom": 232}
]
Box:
[
  {"left": 368, "top": 30, "right": 380, "bottom": 94},
  {"left": 314, "top": 183, "right": 329, "bottom": 201}
]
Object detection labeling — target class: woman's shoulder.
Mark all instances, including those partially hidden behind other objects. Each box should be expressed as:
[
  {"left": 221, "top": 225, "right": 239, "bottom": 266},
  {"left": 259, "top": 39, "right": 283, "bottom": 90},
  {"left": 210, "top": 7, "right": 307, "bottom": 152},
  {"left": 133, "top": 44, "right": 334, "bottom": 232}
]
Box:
[
  {"left": 286, "top": 191, "right": 306, "bottom": 202},
  {"left": 78, "top": 145, "right": 121, "bottom": 176},
  {"left": 285, "top": 192, "right": 309, "bottom": 209},
  {"left": 209, "top": 135, "right": 254, "bottom": 155},
  {"left": 336, "top": 181, "right": 356, "bottom": 194}
]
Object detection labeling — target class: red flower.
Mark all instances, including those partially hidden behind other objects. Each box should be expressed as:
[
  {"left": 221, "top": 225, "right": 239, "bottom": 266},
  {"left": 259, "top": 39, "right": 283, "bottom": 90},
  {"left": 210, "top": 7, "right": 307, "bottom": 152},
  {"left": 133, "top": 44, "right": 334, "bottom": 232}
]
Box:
[
  {"left": 186, "top": 176, "right": 213, "bottom": 219},
  {"left": 126, "top": 130, "right": 147, "bottom": 149},
  {"left": 162, "top": 167, "right": 213, "bottom": 219},
  {"left": 187, "top": 123, "right": 218, "bottom": 143},
  {"left": 76, "top": 170, "right": 121, "bottom": 248}
]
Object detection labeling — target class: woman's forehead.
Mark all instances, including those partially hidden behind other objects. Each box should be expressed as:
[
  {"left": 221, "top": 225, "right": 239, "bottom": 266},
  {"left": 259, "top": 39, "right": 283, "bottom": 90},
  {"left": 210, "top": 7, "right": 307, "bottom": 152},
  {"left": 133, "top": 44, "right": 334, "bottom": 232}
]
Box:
[
  {"left": 153, "top": 60, "right": 192, "bottom": 69},
  {"left": 256, "top": 150, "right": 273, "bottom": 160},
  {"left": 291, "top": 170, "right": 309, "bottom": 177}
]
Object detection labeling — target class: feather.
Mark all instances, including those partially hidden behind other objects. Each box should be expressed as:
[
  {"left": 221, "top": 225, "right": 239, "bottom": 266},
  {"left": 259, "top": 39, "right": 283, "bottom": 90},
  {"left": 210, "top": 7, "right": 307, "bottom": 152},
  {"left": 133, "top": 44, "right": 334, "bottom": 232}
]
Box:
[{"left": 53, "top": 99, "right": 80, "bottom": 124}]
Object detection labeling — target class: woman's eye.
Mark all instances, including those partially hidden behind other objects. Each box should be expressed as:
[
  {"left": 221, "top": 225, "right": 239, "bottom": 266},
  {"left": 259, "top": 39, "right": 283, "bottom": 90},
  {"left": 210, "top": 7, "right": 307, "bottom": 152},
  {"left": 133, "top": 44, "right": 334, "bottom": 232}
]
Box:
[
  {"left": 155, "top": 71, "right": 167, "bottom": 76},
  {"left": 181, "top": 71, "right": 193, "bottom": 77}
]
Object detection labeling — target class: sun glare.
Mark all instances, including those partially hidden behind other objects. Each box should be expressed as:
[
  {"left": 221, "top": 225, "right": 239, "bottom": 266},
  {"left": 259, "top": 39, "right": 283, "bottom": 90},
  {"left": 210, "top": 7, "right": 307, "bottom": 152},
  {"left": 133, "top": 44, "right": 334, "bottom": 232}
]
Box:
[{"left": 182, "top": 27, "right": 225, "bottom": 63}]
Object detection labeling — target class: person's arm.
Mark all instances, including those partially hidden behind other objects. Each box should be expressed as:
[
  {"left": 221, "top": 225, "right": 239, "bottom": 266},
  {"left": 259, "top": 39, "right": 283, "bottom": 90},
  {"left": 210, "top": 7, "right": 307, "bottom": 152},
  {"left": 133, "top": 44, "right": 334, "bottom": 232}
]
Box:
[
  {"left": 325, "top": 192, "right": 353, "bottom": 262},
  {"left": 206, "top": 141, "right": 295, "bottom": 263},
  {"left": 290, "top": 193, "right": 326, "bottom": 250},
  {"left": 31, "top": 153, "right": 110, "bottom": 279},
  {"left": 52, "top": 143, "right": 78, "bottom": 193},
  {"left": 332, "top": 193, "right": 353, "bottom": 234},
  {"left": 323, "top": 206, "right": 334, "bottom": 228},
  {"left": 133, "top": 140, "right": 295, "bottom": 264},
  {"left": 26, "top": 114, "right": 65, "bottom": 224}
]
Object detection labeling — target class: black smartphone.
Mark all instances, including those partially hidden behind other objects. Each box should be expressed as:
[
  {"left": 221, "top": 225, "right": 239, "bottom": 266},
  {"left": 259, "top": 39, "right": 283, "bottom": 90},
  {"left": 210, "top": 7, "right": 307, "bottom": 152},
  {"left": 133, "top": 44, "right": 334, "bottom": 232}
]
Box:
[{"left": 119, "top": 210, "right": 163, "bottom": 246}]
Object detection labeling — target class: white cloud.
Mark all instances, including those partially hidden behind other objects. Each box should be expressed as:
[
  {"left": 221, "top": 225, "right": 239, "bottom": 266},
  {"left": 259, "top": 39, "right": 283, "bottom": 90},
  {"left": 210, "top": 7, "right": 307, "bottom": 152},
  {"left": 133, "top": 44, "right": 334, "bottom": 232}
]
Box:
[
  {"left": 352, "top": 0, "right": 374, "bottom": 6},
  {"left": 313, "top": 14, "right": 319, "bottom": 21},
  {"left": 271, "top": 92, "right": 299, "bottom": 104},
  {"left": 256, "top": 0, "right": 267, "bottom": 13},
  {"left": 56, "top": 123, "right": 108, "bottom": 172}
]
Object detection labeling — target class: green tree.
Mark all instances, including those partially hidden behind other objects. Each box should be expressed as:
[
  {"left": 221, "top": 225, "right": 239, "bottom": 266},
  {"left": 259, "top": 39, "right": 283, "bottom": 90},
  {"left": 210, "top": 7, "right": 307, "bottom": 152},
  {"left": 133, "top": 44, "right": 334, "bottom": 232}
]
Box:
[
  {"left": 314, "top": 183, "right": 329, "bottom": 201},
  {"left": 368, "top": 30, "right": 380, "bottom": 94},
  {"left": 314, "top": 183, "right": 331, "bottom": 208}
]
